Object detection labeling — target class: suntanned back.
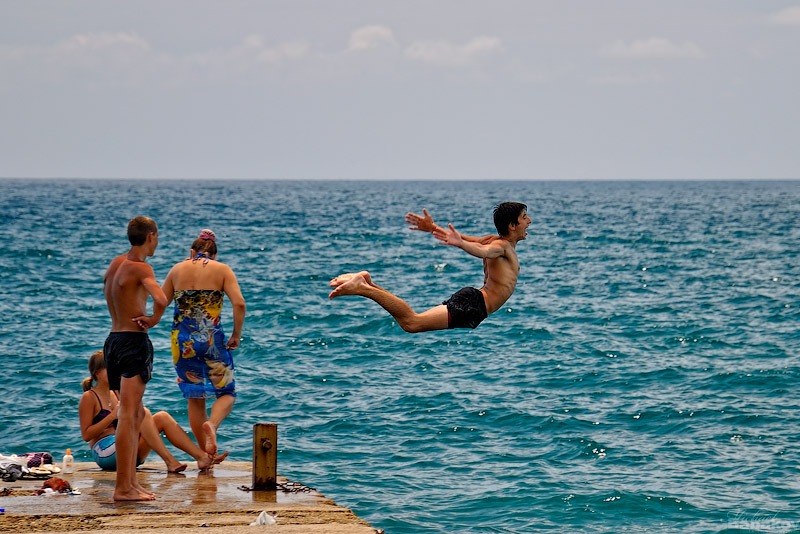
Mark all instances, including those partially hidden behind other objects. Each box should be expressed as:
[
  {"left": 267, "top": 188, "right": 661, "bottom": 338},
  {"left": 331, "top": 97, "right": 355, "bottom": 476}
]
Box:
[
  {"left": 168, "top": 259, "right": 229, "bottom": 291},
  {"left": 104, "top": 254, "right": 150, "bottom": 332}
]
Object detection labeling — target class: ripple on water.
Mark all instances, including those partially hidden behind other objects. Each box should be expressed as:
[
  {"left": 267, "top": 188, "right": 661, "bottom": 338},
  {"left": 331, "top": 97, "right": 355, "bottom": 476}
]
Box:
[{"left": 3, "top": 180, "right": 800, "bottom": 533}]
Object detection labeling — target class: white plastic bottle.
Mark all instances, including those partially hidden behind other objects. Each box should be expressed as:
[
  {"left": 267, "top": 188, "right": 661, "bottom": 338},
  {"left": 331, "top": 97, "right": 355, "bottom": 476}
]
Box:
[{"left": 62, "top": 448, "right": 74, "bottom": 474}]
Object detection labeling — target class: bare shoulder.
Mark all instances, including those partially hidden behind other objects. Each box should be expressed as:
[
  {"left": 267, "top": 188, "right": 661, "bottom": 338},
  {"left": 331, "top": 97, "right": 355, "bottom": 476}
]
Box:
[
  {"left": 78, "top": 389, "right": 95, "bottom": 406},
  {"left": 493, "top": 239, "right": 518, "bottom": 265},
  {"left": 219, "top": 262, "right": 240, "bottom": 284},
  {"left": 166, "top": 259, "right": 189, "bottom": 276},
  {"left": 478, "top": 234, "right": 501, "bottom": 245},
  {"left": 126, "top": 260, "right": 156, "bottom": 278},
  {"left": 204, "top": 259, "right": 231, "bottom": 274},
  {"left": 490, "top": 236, "right": 514, "bottom": 253},
  {"left": 107, "top": 254, "right": 126, "bottom": 267},
  {"left": 104, "top": 254, "right": 127, "bottom": 277}
]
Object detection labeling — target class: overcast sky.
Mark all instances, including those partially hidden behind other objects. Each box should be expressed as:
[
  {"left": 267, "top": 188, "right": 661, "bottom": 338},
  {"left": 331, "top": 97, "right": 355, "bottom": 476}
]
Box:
[{"left": 1, "top": 1, "right": 798, "bottom": 180}]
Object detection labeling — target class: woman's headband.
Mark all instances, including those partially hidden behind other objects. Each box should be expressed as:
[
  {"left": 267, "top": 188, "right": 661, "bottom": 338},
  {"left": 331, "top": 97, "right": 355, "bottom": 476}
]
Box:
[{"left": 198, "top": 229, "right": 216, "bottom": 242}]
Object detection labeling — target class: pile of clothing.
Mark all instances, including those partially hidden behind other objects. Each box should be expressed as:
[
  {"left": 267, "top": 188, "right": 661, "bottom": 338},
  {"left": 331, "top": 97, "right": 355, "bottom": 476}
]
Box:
[{"left": 0, "top": 453, "right": 61, "bottom": 482}]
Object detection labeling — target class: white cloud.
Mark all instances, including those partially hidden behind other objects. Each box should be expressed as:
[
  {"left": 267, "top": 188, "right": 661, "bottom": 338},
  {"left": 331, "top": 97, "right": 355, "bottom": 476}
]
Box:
[
  {"left": 404, "top": 36, "right": 502, "bottom": 67},
  {"left": 200, "top": 34, "right": 309, "bottom": 65},
  {"left": 767, "top": 6, "right": 800, "bottom": 26},
  {"left": 347, "top": 25, "right": 397, "bottom": 51},
  {"left": 600, "top": 37, "right": 706, "bottom": 60},
  {"left": 0, "top": 31, "right": 159, "bottom": 87},
  {"left": 176, "top": 36, "right": 310, "bottom": 85},
  {"left": 54, "top": 32, "right": 155, "bottom": 72},
  {"left": 56, "top": 31, "right": 151, "bottom": 53},
  {"left": 0, "top": 31, "right": 154, "bottom": 68},
  {"left": 0, "top": 31, "right": 312, "bottom": 89}
]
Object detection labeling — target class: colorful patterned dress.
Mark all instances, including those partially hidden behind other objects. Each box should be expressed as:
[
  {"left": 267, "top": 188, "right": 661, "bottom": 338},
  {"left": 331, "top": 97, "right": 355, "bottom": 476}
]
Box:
[{"left": 171, "top": 289, "right": 236, "bottom": 398}]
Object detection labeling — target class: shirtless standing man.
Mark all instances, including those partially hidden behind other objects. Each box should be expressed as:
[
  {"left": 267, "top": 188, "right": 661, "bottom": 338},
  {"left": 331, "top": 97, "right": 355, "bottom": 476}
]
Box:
[
  {"left": 103, "top": 216, "right": 167, "bottom": 501},
  {"left": 329, "top": 202, "right": 530, "bottom": 333}
]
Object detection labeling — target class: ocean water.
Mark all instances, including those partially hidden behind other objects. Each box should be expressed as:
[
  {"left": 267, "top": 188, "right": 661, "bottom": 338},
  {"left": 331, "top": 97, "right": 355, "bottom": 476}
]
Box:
[{"left": 1, "top": 179, "right": 799, "bottom": 533}]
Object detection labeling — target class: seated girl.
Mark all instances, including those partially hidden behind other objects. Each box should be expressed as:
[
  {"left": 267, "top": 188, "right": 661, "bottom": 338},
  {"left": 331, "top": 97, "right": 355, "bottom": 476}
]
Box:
[{"left": 78, "top": 350, "right": 228, "bottom": 472}]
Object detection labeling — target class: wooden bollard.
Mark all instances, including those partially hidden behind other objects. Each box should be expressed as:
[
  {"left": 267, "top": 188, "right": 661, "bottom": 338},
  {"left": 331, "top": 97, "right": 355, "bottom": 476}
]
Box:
[{"left": 252, "top": 423, "right": 278, "bottom": 490}]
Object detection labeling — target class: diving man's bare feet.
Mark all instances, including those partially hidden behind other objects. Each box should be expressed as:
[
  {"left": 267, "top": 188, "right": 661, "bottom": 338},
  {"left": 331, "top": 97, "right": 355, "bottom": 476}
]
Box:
[{"left": 329, "top": 271, "right": 373, "bottom": 299}]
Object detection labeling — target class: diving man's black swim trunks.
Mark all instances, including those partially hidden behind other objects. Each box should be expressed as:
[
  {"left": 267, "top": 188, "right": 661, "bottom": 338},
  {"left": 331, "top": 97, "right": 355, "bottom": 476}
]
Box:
[
  {"left": 442, "top": 287, "right": 488, "bottom": 329},
  {"left": 103, "top": 332, "right": 153, "bottom": 391}
]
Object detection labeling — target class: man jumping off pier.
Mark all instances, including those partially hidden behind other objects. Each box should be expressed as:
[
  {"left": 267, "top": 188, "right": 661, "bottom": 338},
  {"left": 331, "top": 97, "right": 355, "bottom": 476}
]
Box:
[{"left": 329, "top": 202, "right": 530, "bottom": 333}]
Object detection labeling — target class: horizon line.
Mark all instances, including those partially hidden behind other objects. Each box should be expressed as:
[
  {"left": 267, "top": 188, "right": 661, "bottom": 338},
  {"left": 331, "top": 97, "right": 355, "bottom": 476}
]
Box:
[{"left": 2, "top": 176, "right": 799, "bottom": 182}]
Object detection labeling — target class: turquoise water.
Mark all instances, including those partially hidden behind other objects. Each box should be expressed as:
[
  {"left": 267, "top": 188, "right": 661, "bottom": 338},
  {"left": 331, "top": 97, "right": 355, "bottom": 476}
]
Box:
[{"left": 2, "top": 179, "right": 799, "bottom": 533}]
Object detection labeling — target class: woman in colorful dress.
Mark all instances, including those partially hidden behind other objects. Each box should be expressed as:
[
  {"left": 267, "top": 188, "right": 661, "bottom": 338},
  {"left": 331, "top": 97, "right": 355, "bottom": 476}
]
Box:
[{"left": 162, "top": 229, "right": 246, "bottom": 458}]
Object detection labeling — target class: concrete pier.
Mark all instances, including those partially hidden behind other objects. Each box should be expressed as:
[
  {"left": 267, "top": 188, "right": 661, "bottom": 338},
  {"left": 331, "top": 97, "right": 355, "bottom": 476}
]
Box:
[{"left": 0, "top": 462, "right": 379, "bottom": 533}]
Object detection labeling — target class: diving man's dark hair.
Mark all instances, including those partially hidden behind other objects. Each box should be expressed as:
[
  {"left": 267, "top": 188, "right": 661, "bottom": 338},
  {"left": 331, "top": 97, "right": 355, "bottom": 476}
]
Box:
[{"left": 493, "top": 202, "right": 528, "bottom": 236}]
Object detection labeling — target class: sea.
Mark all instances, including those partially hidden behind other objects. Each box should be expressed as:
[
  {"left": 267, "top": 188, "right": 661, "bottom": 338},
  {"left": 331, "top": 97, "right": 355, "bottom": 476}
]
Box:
[{"left": 1, "top": 179, "right": 799, "bottom": 533}]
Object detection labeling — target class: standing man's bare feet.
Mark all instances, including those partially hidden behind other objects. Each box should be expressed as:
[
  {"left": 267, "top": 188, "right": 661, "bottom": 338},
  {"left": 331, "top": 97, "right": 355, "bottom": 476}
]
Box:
[
  {"left": 114, "top": 488, "right": 156, "bottom": 501},
  {"left": 134, "top": 483, "right": 155, "bottom": 497}
]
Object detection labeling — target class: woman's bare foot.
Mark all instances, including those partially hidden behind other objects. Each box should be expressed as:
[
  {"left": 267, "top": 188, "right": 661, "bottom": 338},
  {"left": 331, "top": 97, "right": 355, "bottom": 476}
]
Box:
[
  {"left": 213, "top": 450, "right": 229, "bottom": 465},
  {"left": 202, "top": 421, "right": 217, "bottom": 456},
  {"left": 329, "top": 271, "right": 372, "bottom": 299},
  {"left": 166, "top": 461, "right": 188, "bottom": 474},
  {"left": 198, "top": 450, "right": 229, "bottom": 470}
]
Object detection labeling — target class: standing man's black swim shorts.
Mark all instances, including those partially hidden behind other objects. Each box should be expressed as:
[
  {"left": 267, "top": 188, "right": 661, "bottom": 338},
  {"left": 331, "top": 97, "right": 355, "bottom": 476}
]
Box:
[
  {"left": 103, "top": 332, "right": 153, "bottom": 391},
  {"left": 442, "top": 287, "right": 488, "bottom": 329}
]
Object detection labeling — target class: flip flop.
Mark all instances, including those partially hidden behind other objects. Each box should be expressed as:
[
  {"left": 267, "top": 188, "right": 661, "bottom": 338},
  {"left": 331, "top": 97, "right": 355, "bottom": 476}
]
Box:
[{"left": 28, "top": 467, "right": 52, "bottom": 477}]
